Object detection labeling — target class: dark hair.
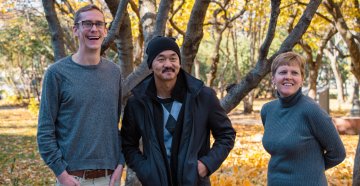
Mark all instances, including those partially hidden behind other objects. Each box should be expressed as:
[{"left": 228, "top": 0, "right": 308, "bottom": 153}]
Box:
[{"left": 74, "top": 4, "right": 104, "bottom": 25}]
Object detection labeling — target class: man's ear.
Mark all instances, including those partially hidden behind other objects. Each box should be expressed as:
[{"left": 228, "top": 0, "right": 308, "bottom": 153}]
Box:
[{"left": 73, "top": 25, "right": 79, "bottom": 37}]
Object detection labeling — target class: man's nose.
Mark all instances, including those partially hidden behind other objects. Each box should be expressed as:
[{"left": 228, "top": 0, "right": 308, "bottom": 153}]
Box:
[
  {"left": 163, "top": 58, "right": 172, "bottom": 65},
  {"left": 90, "top": 24, "right": 98, "bottom": 31}
]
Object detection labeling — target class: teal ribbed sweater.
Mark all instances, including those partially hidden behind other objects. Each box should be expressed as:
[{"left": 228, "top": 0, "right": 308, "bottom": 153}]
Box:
[
  {"left": 261, "top": 89, "right": 346, "bottom": 186},
  {"left": 37, "top": 56, "right": 125, "bottom": 176}
]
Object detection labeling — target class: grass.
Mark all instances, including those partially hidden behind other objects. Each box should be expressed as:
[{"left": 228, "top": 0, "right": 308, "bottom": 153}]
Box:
[
  {"left": 0, "top": 98, "right": 358, "bottom": 185},
  {"left": 0, "top": 108, "right": 54, "bottom": 185}
]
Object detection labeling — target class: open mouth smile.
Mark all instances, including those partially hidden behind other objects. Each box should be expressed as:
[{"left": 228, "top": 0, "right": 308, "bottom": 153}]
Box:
[{"left": 87, "top": 36, "right": 100, "bottom": 40}]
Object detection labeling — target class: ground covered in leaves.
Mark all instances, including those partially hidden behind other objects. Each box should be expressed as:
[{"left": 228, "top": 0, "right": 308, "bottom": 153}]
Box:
[{"left": 0, "top": 101, "right": 358, "bottom": 185}]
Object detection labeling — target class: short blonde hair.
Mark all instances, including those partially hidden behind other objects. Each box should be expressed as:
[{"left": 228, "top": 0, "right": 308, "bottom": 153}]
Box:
[{"left": 271, "top": 51, "right": 306, "bottom": 78}]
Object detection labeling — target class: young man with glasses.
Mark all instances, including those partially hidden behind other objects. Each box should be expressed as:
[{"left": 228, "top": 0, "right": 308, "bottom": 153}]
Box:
[{"left": 37, "top": 4, "right": 124, "bottom": 186}]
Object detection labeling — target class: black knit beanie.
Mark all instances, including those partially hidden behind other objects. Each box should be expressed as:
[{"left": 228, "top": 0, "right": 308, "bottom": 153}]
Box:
[{"left": 146, "top": 36, "right": 181, "bottom": 69}]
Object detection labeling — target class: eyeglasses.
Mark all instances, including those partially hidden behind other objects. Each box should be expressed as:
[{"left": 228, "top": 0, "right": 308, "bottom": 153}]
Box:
[{"left": 76, "top": 20, "right": 107, "bottom": 30}]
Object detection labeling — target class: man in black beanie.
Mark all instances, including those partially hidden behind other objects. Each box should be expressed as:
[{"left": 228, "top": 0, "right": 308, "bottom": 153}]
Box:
[{"left": 121, "top": 36, "right": 235, "bottom": 186}]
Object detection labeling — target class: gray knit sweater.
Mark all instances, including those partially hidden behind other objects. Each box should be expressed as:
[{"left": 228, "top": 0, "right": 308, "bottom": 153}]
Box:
[
  {"left": 261, "top": 89, "right": 346, "bottom": 186},
  {"left": 37, "top": 56, "right": 125, "bottom": 176}
]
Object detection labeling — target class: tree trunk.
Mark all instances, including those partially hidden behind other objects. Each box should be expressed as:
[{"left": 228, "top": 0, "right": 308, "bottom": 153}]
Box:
[
  {"left": 181, "top": 0, "right": 210, "bottom": 73},
  {"left": 105, "top": 0, "right": 134, "bottom": 79},
  {"left": 221, "top": 0, "right": 322, "bottom": 112},
  {"left": 42, "top": 0, "right": 66, "bottom": 61},
  {"left": 351, "top": 79, "right": 360, "bottom": 116},
  {"left": 206, "top": 34, "right": 222, "bottom": 87},
  {"left": 101, "top": 0, "right": 129, "bottom": 55},
  {"left": 307, "top": 57, "right": 318, "bottom": 100},
  {"left": 299, "top": 27, "right": 336, "bottom": 100},
  {"left": 323, "top": 0, "right": 360, "bottom": 83},
  {"left": 243, "top": 90, "right": 254, "bottom": 114},
  {"left": 325, "top": 47, "right": 345, "bottom": 103},
  {"left": 231, "top": 29, "right": 241, "bottom": 81},
  {"left": 194, "top": 59, "right": 200, "bottom": 79},
  {"left": 115, "top": 11, "right": 134, "bottom": 79}
]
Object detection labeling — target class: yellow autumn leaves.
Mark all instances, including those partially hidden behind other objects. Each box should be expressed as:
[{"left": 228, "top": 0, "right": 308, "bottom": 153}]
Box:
[{"left": 0, "top": 106, "right": 357, "bottom": 185}]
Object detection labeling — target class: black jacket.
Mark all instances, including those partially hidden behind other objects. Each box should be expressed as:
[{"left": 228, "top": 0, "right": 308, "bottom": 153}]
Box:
[{"left": 121, "top": 70, "right": 236, "bottom": 186}]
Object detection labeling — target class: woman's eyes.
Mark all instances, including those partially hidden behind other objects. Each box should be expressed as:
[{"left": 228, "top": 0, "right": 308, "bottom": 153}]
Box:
[{"left": 278, "top": 71, "right": 299, "bottom": 75}]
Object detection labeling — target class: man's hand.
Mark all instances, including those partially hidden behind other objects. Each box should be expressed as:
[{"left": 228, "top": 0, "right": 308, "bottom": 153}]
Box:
[
  {"left": 110, "top": 164, "right": 124, "bottom": 186},
  {"left": 57, "top": 171, "right": 80, "bottom": 186},
  {"left": 197, "top": 160, "right": 209, "bottom": 178}
]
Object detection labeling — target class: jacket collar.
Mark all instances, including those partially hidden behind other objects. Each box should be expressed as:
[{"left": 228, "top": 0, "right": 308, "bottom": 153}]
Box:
[{"left": 132, "top": 69, "right": 204, "bottom": 100}]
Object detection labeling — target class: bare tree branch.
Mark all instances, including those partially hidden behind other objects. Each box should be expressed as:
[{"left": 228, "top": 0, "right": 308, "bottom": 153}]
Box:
[
  {"left": 181, "top": 0, "right": 211, "bottom": 73},
  {"left": 323, "top": 0, "right": 360, "bottom": 82},
  {"left": 220, "top": 0, "right": 322, "bottom": 113},
  {"left": 42, "top": 0, "right": 66, "bottom": 61},
  {"left": 258, "top": 0, "right": 280, "bottom": 61},
  {"left": 169, "top": 0, "right": 186, "bottom": 36},
  {"left": 63, "top": 0, "right": 76, "bottom": 15},
  {"left": 154, "top": 0, "right": 174, "bottom": 36},
  {"left": 101, "top": 0, "right": 129, "bottom": 55},
  {"left": 129, "top": 0, "right": 140, "bottom": 18}
]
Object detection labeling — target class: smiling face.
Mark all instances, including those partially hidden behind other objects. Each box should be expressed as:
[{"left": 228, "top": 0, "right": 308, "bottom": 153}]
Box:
[
  {"left": 152, "top": 50, "right": 181, "bottom": 83},
  {"left": 272, "top": 64, "right": 303, "bottom": 97},
  {"left": 73, "top": 9, "right": 107, "bottom": 52},
  {"left": 271, "top": 52, "right": 306, "bottom": 98}
]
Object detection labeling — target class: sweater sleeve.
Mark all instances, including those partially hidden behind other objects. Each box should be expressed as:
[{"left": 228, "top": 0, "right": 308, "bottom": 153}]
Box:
[
  {"left": 306, "top": 102, "right": 346, "bottom": 170},
  {"left": 198, "top": 89, "right": 236, "bottom": 175},
  {"left": 37, "top": 69, "right": 68, "bottom": 176},
  {"left": 260, "top": 103, "right": 268, "bottom": 126}
]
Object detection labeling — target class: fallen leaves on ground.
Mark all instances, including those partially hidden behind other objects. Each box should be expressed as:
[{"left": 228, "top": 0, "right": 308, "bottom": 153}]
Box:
[
  {"left": 0, "top": 107, "right": 357, "bottom": 185},
  {"left": 210, "top": 124, "right": 357, "bottom": 186}
]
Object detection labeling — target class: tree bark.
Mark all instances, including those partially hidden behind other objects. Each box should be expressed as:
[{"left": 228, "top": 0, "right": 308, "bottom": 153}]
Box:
[
  {"left": 181, "top": 0, "right": 210, "bottom": 73},
  {"left": 101, "top": 0, "right": 129, "bottom": 55},
  {"left": 206, "top": 33, "right": 222, "bottom": 87},
  {"left": 42, "top": 0, "right": 66, "bottom": 61},
  {"left": 323, "top": 0, "right": 360, "bottom": 82},
  {"left": 325, "top": 43, "right": 345, "bottom": 104},
  {"left": 105, "top": 0, "right": 134, "bottom": 79},
  {"left": 290, "top": 9, "right": 336, "bottom": 100},
  {"left": 115, "top": 11, "right": 135, "bottom": 78},
  {"left": 243, "top": 90, "right": 254, "bottom": 113}
]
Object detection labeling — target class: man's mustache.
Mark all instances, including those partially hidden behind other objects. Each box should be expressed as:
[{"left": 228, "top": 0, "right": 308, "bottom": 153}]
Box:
[{"left": 162, "top": 67, "right": 175, "bottom": 73}]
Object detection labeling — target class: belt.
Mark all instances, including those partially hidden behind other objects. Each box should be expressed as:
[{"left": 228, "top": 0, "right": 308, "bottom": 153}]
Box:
[{"left": 68, "top": 169, "right": 114, "bottom": 179}]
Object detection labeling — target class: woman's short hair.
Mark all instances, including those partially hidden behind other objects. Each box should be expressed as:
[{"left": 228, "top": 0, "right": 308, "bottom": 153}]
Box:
[
  {"left": 74, "top": 4, "right": 104, "bottom": 25},
  {"left": 271, "top": 51, "right": 306, "bottom": 78}
]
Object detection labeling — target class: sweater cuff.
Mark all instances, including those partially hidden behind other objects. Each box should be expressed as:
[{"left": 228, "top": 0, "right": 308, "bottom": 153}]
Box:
[{"left": 49, "top": 159, "right": 68, "bottom": 177}]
